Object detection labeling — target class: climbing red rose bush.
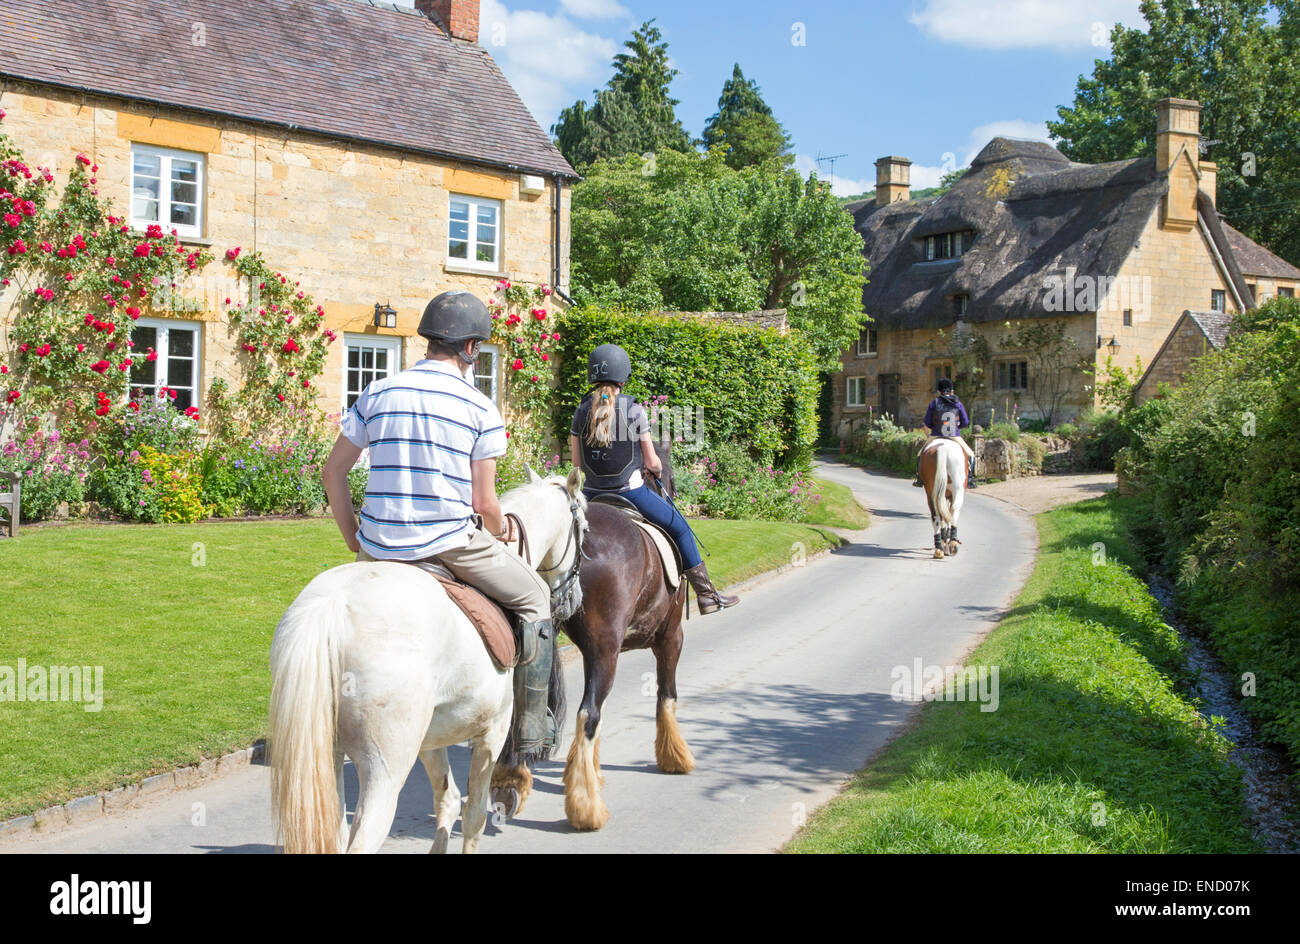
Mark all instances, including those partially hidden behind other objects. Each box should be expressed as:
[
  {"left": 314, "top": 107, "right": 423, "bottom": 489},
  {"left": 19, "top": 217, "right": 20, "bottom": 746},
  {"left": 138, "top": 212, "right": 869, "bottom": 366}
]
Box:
[
  {"left": 0, "top": 110, "right": 213, "bottom": 444},
  {"left": 488, "top": 279, "right": 562, "bottom": 487}
]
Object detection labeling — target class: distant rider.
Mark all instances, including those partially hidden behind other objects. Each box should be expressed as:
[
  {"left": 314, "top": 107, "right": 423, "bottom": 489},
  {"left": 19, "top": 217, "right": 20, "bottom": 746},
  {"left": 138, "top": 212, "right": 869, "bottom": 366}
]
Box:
[{"left": 912, "top": 377, "right": 977, "bottom": 489}]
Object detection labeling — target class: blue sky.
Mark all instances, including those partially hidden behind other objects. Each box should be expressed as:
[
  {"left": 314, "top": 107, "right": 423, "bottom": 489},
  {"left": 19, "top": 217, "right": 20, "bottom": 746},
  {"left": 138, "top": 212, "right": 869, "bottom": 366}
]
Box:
[{"left": 394, "top": 0, "right": 1148, "bottom": 194}]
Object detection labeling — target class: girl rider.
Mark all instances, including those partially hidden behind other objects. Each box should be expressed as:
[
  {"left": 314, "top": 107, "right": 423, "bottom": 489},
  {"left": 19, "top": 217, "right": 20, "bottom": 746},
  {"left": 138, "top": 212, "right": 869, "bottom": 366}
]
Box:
[{"left": 569, "top": 344, "right": 738, "bottom": 615}]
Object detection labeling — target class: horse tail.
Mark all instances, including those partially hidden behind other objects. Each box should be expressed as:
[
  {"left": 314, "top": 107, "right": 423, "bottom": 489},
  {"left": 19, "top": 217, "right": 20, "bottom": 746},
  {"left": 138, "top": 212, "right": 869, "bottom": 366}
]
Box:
[
  {"left": 269, "top": 590, "right": 346, "bottom": 854},
  {"left": 930, "top": 443, "right": 954, "bottom": 525}
]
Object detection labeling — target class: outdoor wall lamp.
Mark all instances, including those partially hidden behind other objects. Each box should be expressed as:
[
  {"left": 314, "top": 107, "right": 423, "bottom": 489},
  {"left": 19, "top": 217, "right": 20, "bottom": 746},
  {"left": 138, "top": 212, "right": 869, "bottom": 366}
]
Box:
[
  {"left": 373, "top": 302, "right": 397, "bottom": 329},
  {"left": 1106, "top": 336, "right": 1120, "bottom": 352}
]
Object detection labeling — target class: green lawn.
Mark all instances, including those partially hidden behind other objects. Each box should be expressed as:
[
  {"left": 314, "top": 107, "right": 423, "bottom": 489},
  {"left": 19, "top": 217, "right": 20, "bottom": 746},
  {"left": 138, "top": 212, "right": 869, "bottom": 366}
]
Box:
[
  {"left": 0, "top": 514, "right": 842, "bottom": 819},
  {"left": 786, "top": 495, "right": 1258, "bottom": 854},
  {"left": 801, "top": 477, "right": 870, "bottom": 530}
]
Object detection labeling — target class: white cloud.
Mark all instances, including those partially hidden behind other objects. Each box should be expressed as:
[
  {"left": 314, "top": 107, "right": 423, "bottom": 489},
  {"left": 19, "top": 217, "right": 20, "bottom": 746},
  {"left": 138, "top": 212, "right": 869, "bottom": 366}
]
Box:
[
  {"left": 960, "top": 119, "right": 1053, "bottom": 165},
  {"left": 909, "top": 0, "right": 1143, "bottom": 50},
  {"left": 478, "top": 0, "right": 619, "bottom": 129},
  {"left": 558, "top": 0, "right": 630, "bottom": 19},
  {"left": 794, "top": 154, "right": 874, "bottom": 198}
]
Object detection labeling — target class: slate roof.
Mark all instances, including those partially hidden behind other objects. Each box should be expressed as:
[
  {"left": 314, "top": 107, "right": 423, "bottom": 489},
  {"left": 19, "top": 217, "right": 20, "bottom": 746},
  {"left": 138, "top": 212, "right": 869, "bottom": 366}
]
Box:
[
  {"left": 1186, "top": 310, "right": 1233, "bottom": 349},
  {"left": 854, "top": 137, "right": 1264, "bottom": 330},
  {"left": 1220, "top": 221, "right": 1300, "bottom": 280},
  {"left": 0, "top": 0, "right": 577, "bottom": 179}
]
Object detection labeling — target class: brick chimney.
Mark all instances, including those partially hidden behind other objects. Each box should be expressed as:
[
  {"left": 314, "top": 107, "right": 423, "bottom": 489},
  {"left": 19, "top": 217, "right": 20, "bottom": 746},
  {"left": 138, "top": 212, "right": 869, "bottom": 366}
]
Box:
[
  {"left": 416, "top": 0, "right": 480, "bottom": 43},
  {"left": 875, "top": 156, "right": 911, "bottom": 206},
  {"left": 1156, "top": 98, "right": 1202, "bottom": 231}
]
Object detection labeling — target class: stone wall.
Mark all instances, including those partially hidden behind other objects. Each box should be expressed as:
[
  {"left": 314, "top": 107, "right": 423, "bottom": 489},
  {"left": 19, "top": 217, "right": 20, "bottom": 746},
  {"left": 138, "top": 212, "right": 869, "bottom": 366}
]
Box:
[
  {"left": 0, "top": 82, "right": 570, "bottom": 423},
  {"left": 1132, "top": 315, "right": 1217, "bottom": 403}
]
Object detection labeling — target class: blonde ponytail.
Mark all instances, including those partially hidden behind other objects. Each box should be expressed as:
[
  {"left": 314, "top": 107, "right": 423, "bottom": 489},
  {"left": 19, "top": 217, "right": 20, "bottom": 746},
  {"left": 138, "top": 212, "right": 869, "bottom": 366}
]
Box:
[{"left": 585, "top": 382, "right": 620, "bottom": 447}]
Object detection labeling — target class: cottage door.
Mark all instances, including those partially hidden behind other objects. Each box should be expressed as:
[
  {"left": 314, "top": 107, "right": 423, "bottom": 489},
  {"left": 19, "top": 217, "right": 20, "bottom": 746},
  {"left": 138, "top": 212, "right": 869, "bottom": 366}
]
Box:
[{"left": 879, "top": 373, "right": 900, "bottom": 422}]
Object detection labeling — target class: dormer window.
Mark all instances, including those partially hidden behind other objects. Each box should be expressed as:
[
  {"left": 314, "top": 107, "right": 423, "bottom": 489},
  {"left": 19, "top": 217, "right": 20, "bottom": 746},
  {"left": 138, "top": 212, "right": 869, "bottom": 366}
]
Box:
[
  {"left": 924, "top": 229, "right": 975, "bottom": 261},
  {"left": 952, "top": 294, "right": 969, "bottom": 316}
]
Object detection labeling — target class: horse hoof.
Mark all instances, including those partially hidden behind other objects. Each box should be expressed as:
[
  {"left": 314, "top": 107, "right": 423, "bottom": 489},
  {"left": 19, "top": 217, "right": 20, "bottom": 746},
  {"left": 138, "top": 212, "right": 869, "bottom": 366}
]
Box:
[
  {"left": 933, "top": 548, "right": 945, "bottom": 559},
  {"left": 490, "top": 786, "right": 521, "bottom": 820},
  {"left": 947, "top": 542, "right": 959, "bottom": 556}
]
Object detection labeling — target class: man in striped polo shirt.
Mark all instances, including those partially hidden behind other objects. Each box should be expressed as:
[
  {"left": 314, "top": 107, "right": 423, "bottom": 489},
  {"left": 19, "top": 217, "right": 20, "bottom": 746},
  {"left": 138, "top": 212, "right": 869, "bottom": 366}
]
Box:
[{"left": 321, "top": 291, "right": 556, "bottom": 755}]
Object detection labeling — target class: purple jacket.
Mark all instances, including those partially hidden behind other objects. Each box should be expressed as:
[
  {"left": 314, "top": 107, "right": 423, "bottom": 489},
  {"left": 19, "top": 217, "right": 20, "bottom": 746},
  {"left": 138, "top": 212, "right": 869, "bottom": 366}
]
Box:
[{"left": 924, "top": 395, "right": 970, "bottom": 438}]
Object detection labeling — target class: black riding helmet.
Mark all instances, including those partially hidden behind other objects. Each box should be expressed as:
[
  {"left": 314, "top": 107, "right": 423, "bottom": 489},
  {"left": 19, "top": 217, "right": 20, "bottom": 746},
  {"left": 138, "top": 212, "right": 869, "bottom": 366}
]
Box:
[
  {"left": 587, "top": 343, "right": 631, "bottom": 386},
  {"left": 418, "top": 291, "right": 492, "bottom": 363}
]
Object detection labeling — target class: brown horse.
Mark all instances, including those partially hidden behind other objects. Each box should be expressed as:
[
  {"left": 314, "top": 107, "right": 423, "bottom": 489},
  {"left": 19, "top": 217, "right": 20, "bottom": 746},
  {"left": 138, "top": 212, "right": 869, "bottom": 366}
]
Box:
[{"left": 491, "top": 442, "right": 692, "bottom": 831}]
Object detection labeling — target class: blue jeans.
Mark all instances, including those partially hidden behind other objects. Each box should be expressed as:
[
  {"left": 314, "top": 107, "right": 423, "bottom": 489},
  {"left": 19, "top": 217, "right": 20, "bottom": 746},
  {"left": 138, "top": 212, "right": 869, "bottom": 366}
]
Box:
[{"left": 587, "top": 485, "right": 703, "bottom": 570}]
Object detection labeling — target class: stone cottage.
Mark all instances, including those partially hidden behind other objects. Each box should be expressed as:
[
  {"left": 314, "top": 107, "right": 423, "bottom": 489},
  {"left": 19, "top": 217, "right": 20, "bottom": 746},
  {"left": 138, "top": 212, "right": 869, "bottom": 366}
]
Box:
[
  {"left": 0, "top": 0, "right": 577, "bottom": 418},
  {"left": 830, "top": 98, "right": 1299, "bottom": 437}
]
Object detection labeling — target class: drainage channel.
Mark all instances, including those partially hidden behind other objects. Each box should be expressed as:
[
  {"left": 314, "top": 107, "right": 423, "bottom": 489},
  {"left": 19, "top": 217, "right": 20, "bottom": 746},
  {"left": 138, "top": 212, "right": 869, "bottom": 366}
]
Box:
[{"left": 1147, "top": 575, "right": 1299, "bottom": 853}]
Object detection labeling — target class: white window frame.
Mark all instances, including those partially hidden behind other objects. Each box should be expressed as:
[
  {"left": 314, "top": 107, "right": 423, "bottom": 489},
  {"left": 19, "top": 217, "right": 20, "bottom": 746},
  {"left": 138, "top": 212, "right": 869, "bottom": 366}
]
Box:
[
  {"left": 447, "top": 193, "right": 502, "bottom": 271},
  {"left": 856, "top": 327, "right": 878, "bottom": 357},
  {"left": 473, "top": 342, "right": 500, "bottom": 404},
  {"left": 128, "top": 316, "right": 202, "bottom": 409},
  {"left": 846, "top": 376, "right": 868, "bottom": 408},
  {"left": 343, "top": 334, "right": 402, "bottom": 410},
  {"left": 130, "top": 143, "right": 205, "bottom": 238}
]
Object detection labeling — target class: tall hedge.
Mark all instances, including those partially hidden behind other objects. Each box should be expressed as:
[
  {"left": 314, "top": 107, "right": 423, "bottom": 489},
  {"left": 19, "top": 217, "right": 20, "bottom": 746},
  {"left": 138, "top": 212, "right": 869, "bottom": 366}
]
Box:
[
  {"left": 1117, "top": 296, "right": 1300, "bottom": 765},
  {"left": 554, "top": 307, "right": 819, "bottom": 469}
]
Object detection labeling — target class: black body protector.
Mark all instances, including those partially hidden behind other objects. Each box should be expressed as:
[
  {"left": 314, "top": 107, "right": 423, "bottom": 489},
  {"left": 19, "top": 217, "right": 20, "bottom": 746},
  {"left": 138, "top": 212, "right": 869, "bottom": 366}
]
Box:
[{"left": 573, "top": 392, "right": 640, "bottom": 491}]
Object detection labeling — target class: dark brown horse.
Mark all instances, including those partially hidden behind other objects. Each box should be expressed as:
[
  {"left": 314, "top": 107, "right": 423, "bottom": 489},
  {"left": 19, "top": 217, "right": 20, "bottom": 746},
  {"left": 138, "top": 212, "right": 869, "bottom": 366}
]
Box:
[{"left": 491, "top": 442, "right": 692, "bottom": 831}]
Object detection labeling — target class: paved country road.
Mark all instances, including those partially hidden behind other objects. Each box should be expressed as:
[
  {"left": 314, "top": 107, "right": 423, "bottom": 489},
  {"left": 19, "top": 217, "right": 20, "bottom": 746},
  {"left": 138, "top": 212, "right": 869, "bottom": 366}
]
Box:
[{"left": 5, "top": 461, "right": 1037, "bottom": 854}]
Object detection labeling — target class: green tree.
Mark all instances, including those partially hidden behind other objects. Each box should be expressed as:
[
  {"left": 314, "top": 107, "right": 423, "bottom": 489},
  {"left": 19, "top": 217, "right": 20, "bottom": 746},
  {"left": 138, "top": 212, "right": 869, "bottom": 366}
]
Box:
[
  {"left": 1048, "top": 0, "right": 1299, "bottom": 264},
  {"left": 552, "top": 20, "right": 692, "bottom": 170},
  {"left": 702, "top": 64, "right": 792, "bottom": 169},
  {"left": 570, "top": 149, "right": 865, "bottom": 369}
]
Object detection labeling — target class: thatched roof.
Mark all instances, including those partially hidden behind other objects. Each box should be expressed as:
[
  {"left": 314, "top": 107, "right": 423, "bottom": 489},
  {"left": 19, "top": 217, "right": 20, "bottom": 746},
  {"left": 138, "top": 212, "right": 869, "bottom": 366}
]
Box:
[{"left": 855, "top": 137, "right": 1261, "bottom": 330}]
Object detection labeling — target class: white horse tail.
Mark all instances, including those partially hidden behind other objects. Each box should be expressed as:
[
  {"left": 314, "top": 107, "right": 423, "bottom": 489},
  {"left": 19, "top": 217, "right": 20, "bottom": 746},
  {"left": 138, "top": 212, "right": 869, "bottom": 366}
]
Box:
[
  {"left": 930, "top": 444, "right": 954, "bottom": 525},
  {"left": 269, "top": 590, "right": 346, "bottom": 854}
]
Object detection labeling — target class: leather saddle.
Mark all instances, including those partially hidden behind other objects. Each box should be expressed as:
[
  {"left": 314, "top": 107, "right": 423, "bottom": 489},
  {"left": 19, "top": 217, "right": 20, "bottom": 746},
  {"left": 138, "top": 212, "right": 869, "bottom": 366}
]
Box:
[
  {"left": 588, "top": 494, "right": 682, "bottom": 588},
  {"left": 403, "top": 560, "right": 517, "bottom": 670}
]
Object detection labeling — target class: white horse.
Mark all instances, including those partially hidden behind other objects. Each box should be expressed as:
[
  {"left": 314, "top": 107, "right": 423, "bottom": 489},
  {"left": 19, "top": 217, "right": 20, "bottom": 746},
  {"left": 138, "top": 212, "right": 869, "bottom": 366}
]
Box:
[
  {"left": 269, "top": 469, "right": 587, "bottom": 854},
  {"left": 920, "top": 438, "right": 966, "bottom": 559}
]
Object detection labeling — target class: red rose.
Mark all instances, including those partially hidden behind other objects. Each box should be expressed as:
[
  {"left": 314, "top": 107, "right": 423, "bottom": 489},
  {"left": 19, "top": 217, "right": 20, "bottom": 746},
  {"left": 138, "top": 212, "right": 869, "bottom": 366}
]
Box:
[
  {"left": 5, "top": 390, "right": 18, "bottom": 404},
  {"left": 282, "top": 338, "right": 300, "bottom": 354},
  {"left": 90, "top": 360, "right": 109, "bottom": 373},
  {"left": 511, "top": 358, "right": 523, "bottom": 371},
  {"left": 75, "top": 153, "right": 91, "bottom": 166},
  {"left": 276, "top": 393, "right": 285, "bottom": 402},
  {"left": 133, "top": 243, "right": 151, "bottom": 257}
]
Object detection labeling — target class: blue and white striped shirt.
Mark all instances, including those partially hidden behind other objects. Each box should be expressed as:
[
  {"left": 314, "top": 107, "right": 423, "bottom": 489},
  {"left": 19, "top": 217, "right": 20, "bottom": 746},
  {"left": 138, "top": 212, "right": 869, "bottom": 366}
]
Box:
[{"left": 341, "top": 358, "right": 507, "bottom": 561}]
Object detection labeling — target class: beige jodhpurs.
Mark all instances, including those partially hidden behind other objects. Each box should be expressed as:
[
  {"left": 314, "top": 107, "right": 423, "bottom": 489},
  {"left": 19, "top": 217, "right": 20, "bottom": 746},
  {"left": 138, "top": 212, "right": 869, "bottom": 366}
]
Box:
[{"left": 357, "top": 526, "right": 551, "bottom": 623}]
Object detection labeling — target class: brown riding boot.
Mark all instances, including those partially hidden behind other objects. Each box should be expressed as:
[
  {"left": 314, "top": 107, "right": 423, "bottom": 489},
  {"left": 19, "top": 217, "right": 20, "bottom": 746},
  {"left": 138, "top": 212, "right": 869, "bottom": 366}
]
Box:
[{"left": 684, "top": 563, "right": 739, "bottom": 615}]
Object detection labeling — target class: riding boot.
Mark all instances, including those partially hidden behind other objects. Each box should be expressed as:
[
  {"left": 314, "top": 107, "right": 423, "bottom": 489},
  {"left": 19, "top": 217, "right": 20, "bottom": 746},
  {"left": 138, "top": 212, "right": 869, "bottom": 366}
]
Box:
[
  {"left": 683, "top": 563, "right": 739, "bottom": 615},
  {"left": 912, "top": 453, "right": 924, "bottom": 487},
  {"left": 967, "top": 457, "right": 978, "bottom": 489},
  {"left": 512, "top": 619, "right": 557, "bottom": 755}
]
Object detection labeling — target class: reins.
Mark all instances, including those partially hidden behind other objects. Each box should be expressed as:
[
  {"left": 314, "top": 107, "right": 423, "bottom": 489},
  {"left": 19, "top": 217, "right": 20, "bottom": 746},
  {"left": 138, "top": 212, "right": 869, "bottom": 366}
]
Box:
[{"left": 504, "top": 511, "right": 530, "bottom": 565}]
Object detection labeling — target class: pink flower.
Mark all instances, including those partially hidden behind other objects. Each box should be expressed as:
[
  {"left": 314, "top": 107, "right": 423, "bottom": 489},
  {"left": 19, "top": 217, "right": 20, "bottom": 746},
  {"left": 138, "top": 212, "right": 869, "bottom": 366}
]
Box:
[
  {"left": 226, "top": 246, "right": 241, "bottom": 261},
  {"left": 76, "top": 153, "right": 91, "bottom": 166},
  {"left": 6, "top": 239, "right": 25, "bottom": 255},
  {"left": 511, "top": 358, "right": 523, "bottom": 371}
]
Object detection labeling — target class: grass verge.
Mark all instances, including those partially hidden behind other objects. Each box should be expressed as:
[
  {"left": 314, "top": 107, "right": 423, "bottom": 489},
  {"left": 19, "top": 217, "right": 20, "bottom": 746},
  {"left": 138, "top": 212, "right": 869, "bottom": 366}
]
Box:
[
  {"left": 785, "top": 494, "right": 1257, "bottom": 853},
  {"left": 800, "top": 477, "right": 870, "bottom": 530},
  {"left": 0, "top": 515, "right": 841, "bottom": 819}
]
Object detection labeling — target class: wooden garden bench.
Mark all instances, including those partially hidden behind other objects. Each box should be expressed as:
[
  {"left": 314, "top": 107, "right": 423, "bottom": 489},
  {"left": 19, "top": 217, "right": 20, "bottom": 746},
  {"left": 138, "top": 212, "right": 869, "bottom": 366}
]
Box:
[{"left": 0, "top": 472, "right": 18, "bottom": 537}]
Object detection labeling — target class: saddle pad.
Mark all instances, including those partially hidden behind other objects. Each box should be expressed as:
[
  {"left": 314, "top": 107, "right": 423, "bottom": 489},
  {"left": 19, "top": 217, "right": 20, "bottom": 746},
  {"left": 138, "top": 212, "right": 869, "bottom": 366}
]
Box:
[
  {"left": 633, "top": 519, "right": 681, "bottom": 589},
  {"left": 432, "top": 575, "right": 517, "bottom": 670}
]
